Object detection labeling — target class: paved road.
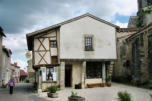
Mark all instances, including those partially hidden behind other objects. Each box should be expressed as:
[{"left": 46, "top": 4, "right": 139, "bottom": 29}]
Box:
[{"left": 0, "top": 83, "right": 49, "bottom": 101}]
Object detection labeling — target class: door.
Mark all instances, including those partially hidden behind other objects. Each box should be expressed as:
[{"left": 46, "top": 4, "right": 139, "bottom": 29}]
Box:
[{"left": 65, "top": 64, "right": 72, "bottom": 87}]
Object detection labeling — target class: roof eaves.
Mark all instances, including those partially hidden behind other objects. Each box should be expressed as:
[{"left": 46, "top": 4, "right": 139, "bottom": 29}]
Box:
[{"left": 126, "top": 23, "right": 152, "bottom": 40}]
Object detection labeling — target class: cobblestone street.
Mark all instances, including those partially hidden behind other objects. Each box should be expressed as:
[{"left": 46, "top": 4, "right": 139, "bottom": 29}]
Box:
[
  {"left": 39, "top": 83, "right": 152, "bottom": 101},
  {"left": 0, "top": 83, "right": 152, "bottom": 101},
  {"left": 0, "top": 83, "right": 49, "bottom": 101}
]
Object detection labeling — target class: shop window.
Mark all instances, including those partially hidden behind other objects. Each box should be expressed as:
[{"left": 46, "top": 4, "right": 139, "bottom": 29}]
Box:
[
  {"left": 86, "top": 62, "right": 102, "bottom": 79},
  {"left": 46, "top": 67, "right": 54, "bottom": 81}
]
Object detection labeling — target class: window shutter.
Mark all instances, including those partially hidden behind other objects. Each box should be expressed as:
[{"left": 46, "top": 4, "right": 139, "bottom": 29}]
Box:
[
  {"left": 53, "top": 67, "right": 58, "bottom": 81},
  {"left": 41, "top": 67, "right": 46, "bottom": 81}
]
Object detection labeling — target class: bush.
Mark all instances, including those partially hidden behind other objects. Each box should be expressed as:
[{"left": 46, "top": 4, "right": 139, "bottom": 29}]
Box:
[
  {"left": 70, "top": 91, "right": 81, "bottom": 98},
  {"left": 25, "top": 79, "right": 30, "bottom": 83},
  {"left": 1, "top": 83, "right": 7, "bottom": 88},
  {"left": 150, "top": 93, "right": 152, "bottom": 98},
  {"left": 48, "top": 86, "right": 57, "bottom": 93},
  {"left": 117, "top": 91, "right": 132, "bottom": 101}
]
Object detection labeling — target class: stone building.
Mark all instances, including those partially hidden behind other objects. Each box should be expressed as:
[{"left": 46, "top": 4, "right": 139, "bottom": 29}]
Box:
[
  {"left": 113, "top": 28, "right": 139, "bottom": 82},
  {"left": 11, "top": 62, "right": 20, "bottom": 83},
  {"left": 27, "top": 59, "right": 35, "bottom": 83},
  {"left": 1, "top": 46, "right": 12, "bottom": 84},
  {"left": 20, "top": 69, "right": 27, "bottom": 82},
  {"left": 126, "top": 24, "right": 152, "bottom": 86},
  {"left": 0, "top": 27, "right": 6, "bottom": 86},
  {"left": 114, "top": 0, "right": 152, "bottom": 87},
  {"left": 26, "top": 13, "right": 118, "bottom": 91},
  {"left": 128, "top": 0, "right": 152, "bottom": 28}
]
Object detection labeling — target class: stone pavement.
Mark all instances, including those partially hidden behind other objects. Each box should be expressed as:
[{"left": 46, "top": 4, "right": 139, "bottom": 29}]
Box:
[
  {"left": 0, "top": 83, "right": 152, "bottom": 101},
  {"left": 0, "top": 83, "right": 49, "bottom": 101},
  {"left": 39, "top": 83, "right": 152, "bottom": 101}
]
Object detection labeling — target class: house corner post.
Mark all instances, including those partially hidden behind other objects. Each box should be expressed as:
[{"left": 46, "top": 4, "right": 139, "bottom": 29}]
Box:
[
  {"left": 109, "top": 61, "right": 114, "bottom": 78},
  {"left": 60, "top": 61, "right": 65, "bottom": 89},
  {"left": 38, "top": 69, "right": 42, "bottom": 93},
  {"left": 81, "top": 61, "right": 86, "bottom": 89},
  {"left": 102, "top": 62, "right": 106, "bottom": 83}
]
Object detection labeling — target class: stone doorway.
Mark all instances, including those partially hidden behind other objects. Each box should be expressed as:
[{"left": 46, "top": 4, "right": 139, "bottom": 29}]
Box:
[{"left": 65, "top": 64, "right": 72, "bottom": 87}]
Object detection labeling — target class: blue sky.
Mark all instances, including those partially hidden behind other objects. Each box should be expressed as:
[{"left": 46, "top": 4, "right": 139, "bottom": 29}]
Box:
[{"left": 0, "top": 0, "right": 138, "bottom": 71}]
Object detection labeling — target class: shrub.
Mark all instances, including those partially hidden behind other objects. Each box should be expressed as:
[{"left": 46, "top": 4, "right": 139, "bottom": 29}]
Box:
[
  {"left": 70, "top": 91, "right": 81, "bottom": 98},
  {"left": 25, "top": 79, "right": 30, "bottom": 83},
  {"left": 1, "top": 83, "right": 7, "bottom": 88},
  {"left": 48, "top": 86, "right": 57, "bottom": 93},
  {"left": 150, "top": 93, "right": 152, "bottom": 98},
  {"left": 117, "top": 91, "right": 132, "bottom": 101}
]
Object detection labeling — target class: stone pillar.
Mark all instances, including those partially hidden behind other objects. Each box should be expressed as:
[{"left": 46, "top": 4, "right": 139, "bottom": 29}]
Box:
[
  {"left": 60, "top": 62, "right": 65, "bottom": 89},
  {"left": 38, "top": 70, "right": 42, "bottom": 93},
  {"left": 81, "top": 61, "right": 86, "bottom": 89},
  {"left": 102, "top": 62, "right": 106, "bottom": 83},
  {"left": 108, "top": 61, "right": 114, "bottom": 79},
  {"left": 0, "top": 35, "right": 2, "bottom": 86}
]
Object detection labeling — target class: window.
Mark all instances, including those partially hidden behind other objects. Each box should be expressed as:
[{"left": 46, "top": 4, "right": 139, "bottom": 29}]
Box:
[
  {"left": 50, "top": 40, "right": 57, "bottom": 48},
  {"left": 51, "top": 56, "right": 58, "bottom": 64},
  {"left": 46, "top": 67, "right": 54, "bottom": 81},
  {"left": 46, "top": 67, "right": 58, "bottom": 81},
  {"left": 85, "top": 37, "right": 93, "bottom": 51}
]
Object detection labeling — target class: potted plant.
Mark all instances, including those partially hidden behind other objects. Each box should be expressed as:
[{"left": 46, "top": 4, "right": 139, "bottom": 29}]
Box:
[
  {"left": 68, "top": 91, "right": 85, "bottom": 101},
  {"left": 47, "top": 86, "right": 58, "bottom": 98},
  {"left": 107, "top": 76, "right": 112, "bottom": 87},
  {"left": 101, "top": 83, "right": 105, "bottom": 87},
  {"left": 117, "top": 91, "right": 132, "bottom": 101}
]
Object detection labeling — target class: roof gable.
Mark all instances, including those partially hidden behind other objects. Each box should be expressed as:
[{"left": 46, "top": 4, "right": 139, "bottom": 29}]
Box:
[
  {"left": 27, "top": 13, "right": 118, "bottom": 37},
  {"left": 26, "top": 13, "right": 119, "bottom": 50}
]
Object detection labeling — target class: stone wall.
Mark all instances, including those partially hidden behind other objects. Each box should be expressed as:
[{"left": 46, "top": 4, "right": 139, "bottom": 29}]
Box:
[
  {"left": 0, "top": 34, "right": 2, "bottom": 86},
  {"left": 114, "top": 25, "right": 152, "bottom": 87}
]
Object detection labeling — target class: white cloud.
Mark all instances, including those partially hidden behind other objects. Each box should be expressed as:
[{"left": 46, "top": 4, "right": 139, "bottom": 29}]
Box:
[
  {"left": 115, "top": 21, "right": 128, "bottom": 28},
  {"left": 12, "top": 59, "right": 27, "bottom": 72},
  {"left": 113, "top": 0, "right": 138, "bottom": 16},
  {"left": 3, "top": 33, "right": 28, "bottom": 72}
]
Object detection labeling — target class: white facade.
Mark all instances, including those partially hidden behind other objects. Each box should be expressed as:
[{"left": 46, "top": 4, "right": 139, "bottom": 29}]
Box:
[
  {"left": 60, "top": 16, "right": 117, "bottom": 60},
  {"left": 10, "top": 64, "right": 20, "bottom": 83},
  {"left": 27, "top": 14, "right": 117, "bottom": 90},
  {"left": 1, "top": 49, "right": 12, "bottom": 84}
]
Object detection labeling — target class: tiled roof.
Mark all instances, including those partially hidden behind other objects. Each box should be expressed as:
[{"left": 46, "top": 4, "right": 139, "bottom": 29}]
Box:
[
  {"left": 126, "top": 22, "right": 152, "bottom": 40},
  {"left": 11, "top": 62, "right": 20, "bottom": 68},
  {"left": 117, "top": 28, "right": 139, "bottom": 32},
  {"left": 20, "top": 69, "right": 28, "bottom": 76}
]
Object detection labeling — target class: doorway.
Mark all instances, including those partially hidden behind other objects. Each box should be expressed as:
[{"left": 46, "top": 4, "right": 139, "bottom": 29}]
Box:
[{"left": 65, "top": 64, "right": 72, "bottom": 87}]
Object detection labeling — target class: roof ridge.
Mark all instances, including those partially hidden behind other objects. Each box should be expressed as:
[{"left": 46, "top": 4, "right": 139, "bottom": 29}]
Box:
[{"left": 27, "top": 13, "right": 119, "bottom": 37}]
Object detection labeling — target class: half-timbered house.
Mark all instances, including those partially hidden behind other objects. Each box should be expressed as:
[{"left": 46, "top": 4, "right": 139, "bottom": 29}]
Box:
[{"left": 26, "top": 13, "right": 118, "bottom": 91}]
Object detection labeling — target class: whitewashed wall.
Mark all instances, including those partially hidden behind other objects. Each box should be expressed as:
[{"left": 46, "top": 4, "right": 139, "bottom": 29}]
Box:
[
  {"left": 2, "top": 51, "right": 11, "bottom": 84},
  {"left": 60, "top": 16, "right": 117, "bottom": 59}
]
